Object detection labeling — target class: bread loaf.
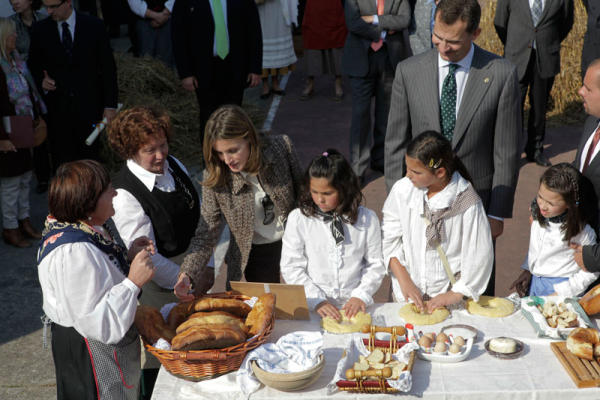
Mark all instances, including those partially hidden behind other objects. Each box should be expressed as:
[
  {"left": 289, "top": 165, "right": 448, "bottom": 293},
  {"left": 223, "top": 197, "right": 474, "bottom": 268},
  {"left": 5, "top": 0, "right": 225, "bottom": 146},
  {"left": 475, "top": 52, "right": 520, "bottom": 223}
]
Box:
[
  {"left": 579, "top": 283, "right": 600, "bottom": 316},
  {"left": 175, "top": 311, "right": 246, "bottom": 334},
  {"left": 190, "top": 298, "right": 252, "bottom": 317},
  {"left": 134, "top": 305, "right": 176, "bottom": 343},
  {"left": 167, "top": 301, "right": 194, "bottom": 331},
  {"left": 171, "top": 323, "right": 247, "bottom": 350},
  {"left": 244, "top": 293, "right": 275, "bottom": 336},
  {"left": 566, "top": 327, "right": 600, "bottom": 360}
]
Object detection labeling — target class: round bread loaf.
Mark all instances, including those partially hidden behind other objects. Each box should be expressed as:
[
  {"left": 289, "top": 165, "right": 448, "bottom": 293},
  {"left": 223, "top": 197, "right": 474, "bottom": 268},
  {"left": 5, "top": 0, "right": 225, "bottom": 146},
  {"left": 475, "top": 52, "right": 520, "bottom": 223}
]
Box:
[
  {"left": 579, "top": 283, "right": 600, "bottom": 316},
  {"left": 171, "top": 323, "right": 247, "bottom": 351},
  {"left": 134, "top": 305, "right": 176, "bottom": 343},
  {"left": 175, "top": 311, "right": 246, "bottom": 334},
  {"left": 398, "top": 303, "right": 449, "bottom": 325},
  {"left": 466, "top": 296, "right": 514, "bottom": 318},
  {"left": 567, "top": 327, "right": 600, "bottom": 360},
  {"left": 321, "top": 310, "right": 372, "bottom": 333}
]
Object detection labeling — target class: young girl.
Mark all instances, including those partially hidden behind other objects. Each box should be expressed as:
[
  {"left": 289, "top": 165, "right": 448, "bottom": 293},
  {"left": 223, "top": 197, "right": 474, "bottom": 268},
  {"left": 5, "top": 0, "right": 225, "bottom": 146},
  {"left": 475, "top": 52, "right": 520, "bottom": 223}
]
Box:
[
  {"left": 511, "top": 163, "right": 599, "bottom": 297},
  {"left": 382, "top": 131, "right": 493, "bottom": 313},
  {"left": 280, "top": 149, "right": 386, "bottom": 320}
]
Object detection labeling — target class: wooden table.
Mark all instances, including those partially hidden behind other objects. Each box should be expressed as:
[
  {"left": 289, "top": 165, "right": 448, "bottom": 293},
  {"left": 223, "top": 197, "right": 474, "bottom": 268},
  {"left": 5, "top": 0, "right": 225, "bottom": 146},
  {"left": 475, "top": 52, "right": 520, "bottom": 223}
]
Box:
[{"left": 151, "top": 302, "right": 600, "bottom": 399}]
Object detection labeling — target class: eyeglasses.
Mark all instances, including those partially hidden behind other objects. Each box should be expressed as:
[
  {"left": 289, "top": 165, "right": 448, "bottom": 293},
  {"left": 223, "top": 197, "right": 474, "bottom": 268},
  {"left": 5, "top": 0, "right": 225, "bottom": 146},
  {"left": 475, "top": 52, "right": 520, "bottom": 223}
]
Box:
[
  {"left": 44, "top": 0, "right": 66, "bottom": 11},
  {"left": 261, "top": 194, "right": 275, "bottom": 225}
]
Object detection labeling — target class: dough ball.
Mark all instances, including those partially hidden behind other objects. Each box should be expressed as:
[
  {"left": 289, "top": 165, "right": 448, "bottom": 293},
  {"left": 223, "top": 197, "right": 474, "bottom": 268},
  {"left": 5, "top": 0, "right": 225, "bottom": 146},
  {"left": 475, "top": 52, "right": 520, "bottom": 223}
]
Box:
[
  {"left": 436, "top": 332, "right": 449, "bottom": 343},
  {"left": 449, "top": 343, "right": 461, "bottom": 354},
  {"left": 418, "top": 335, "right": 433, "bottom": 348},
  {"left": 424, "top": 332, "right": 435, "bottom": 341},
  {"left": 433, "top": 341, "right": 446, "bottom": 353},
  {"left": 454, "top": 336, "right": 466, "bottom": 346}
]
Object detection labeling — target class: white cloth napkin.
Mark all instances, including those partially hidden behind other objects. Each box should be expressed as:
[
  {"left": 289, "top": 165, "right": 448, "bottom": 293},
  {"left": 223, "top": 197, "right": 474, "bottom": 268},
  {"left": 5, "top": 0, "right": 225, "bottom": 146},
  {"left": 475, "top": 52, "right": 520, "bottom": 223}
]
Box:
[
  {"left": 327, "top": 334, "right": 419, "bottom": 394},
  {"left": 237, "top": 331, "right": 323, "bottom": 397}
]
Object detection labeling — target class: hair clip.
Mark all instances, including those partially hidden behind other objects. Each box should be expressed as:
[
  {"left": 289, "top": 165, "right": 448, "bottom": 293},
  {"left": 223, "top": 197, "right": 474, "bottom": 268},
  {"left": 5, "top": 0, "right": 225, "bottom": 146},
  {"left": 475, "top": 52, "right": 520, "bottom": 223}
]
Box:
[
  {"left": 322, "top": 152, "right": 328, "bottom": 157},
  {"left": 428, "top": 158, "right": 442, "bottom": 169},
  {"left": 428, "top": 158, "right": 435, "bottom": 168}
]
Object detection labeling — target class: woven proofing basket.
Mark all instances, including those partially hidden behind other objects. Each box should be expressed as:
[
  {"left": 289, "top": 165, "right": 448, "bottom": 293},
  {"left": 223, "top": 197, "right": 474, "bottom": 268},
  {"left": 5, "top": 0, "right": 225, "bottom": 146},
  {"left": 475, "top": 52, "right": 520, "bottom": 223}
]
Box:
[{"left": 143, "top": 293, "right": 275, "bottom": 381}]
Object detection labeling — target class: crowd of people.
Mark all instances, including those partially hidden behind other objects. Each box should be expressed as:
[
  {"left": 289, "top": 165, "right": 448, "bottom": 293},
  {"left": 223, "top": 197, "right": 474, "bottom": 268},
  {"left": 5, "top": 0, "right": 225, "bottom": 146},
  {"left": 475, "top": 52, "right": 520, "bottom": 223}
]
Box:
[{"left": 1, "top": 0, "right": 600, "bottom": 399}]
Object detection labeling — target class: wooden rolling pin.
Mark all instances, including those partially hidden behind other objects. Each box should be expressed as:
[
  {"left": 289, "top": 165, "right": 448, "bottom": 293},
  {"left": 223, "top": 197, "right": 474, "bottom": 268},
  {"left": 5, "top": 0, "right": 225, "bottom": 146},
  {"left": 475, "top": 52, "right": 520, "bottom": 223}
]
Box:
[
  {"left": 361, "top": 325, "right": 407, "bottom": 336},
  {"left": 345, "top": 367, "right": 392, "bottom": 380}
]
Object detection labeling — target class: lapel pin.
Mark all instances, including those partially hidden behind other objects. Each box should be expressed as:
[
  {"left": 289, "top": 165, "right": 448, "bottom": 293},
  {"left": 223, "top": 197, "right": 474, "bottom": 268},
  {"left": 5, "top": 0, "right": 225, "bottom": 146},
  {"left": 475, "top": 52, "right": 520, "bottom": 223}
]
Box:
[{"left": 484, "top": 77, "right": 490, "bottom": 83}]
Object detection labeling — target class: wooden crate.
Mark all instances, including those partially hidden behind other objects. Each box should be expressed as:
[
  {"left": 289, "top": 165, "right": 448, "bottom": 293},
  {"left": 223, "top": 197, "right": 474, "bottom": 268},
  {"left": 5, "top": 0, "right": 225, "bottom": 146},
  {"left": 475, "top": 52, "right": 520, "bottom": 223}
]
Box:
[{"left": 550, "top": 342, "right": 600, "bottom": 388}]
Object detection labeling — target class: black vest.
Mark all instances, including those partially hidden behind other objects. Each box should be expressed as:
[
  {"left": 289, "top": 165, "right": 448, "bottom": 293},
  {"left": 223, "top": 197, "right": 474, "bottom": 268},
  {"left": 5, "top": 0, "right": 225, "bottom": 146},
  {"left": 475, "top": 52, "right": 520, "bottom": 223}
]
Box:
[{"left": 113, "top": 156, "right": 200, "bottom": 258}]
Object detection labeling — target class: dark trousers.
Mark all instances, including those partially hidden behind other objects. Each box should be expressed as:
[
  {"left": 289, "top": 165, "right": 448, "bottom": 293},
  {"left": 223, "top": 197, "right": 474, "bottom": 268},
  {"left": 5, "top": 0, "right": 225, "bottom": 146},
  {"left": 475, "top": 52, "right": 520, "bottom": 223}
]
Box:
[
  {"left": 244, "top": 240, "right": 282, "bottom": 283},
  {"left": 520, "top": 49, "right": 555, "bottom": 155},
  {"left": 51, "top": 323, "right": 97, "bottom": 400},
  {"left": 195, "top": 56, "right": 244, "bottom": 145},
  {"left": 32, "top": 140, "right": 51, "bottom": 184},
  {"left": 348, "top": 45, "right": 394, "bottom": 178}
]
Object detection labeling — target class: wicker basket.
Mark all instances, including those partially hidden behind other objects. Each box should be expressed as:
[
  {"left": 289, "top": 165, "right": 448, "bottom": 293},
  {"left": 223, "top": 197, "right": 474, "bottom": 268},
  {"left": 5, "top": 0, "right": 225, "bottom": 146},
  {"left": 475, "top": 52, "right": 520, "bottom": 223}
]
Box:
[
  {"left": 336, "top": 325, "right": 416, "bottom": 393},
  {"left": 143, "top": 293, "right": 274, "bottom": 381}
]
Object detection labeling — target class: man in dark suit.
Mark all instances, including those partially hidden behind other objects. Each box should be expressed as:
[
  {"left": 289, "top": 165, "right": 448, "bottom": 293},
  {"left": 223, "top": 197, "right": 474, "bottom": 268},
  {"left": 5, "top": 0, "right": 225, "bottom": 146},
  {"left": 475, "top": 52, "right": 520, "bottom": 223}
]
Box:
[
  {"left": 29, "top": 0, "right": 118, "bottom": 169},
  {"left": 384, "top": 0, "right": 521, "bottom": 295},
  {"left": 582, "top": 0, "right": 600, "bottom": 81},
  {"left": 171, "top": 0, "right": 262, "bottom": 143},
  {"left": 572, "top": 60, "right": 600, "bottom": 272},
  {"left": 342, "top": 0, "right": 411, "bottom": 180},
  {"left": 494, "top": 0, "right": 573, "bottom": 167}
]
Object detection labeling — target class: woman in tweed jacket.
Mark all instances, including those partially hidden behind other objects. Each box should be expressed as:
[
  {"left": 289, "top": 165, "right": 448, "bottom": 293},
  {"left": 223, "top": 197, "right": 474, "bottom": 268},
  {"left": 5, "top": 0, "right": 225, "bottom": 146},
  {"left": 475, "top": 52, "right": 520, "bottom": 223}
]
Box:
[{"left": 175, "top": 105, "right": 303, "bottom": 298}]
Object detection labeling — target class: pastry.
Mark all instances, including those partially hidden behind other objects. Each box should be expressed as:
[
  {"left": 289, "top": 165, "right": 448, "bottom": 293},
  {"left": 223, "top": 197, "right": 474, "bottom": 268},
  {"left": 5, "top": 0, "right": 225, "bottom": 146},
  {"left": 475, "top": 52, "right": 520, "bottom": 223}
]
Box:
[
  {"left": 244, "top": 293, "right": 276, "bottom": 336},
  {"left": 190, "top": 297, "right": 252, "bottom": 317},
  {"left": 134, "top": 305, "right": 176, "bottom": 343},
  {"left": 579, "top": 284, "right": 600, "bottom": 316},
  {"left": 433, "top": 342, "right": 446, "bottom": 353},
  {"left": 449, "top": 343, "right": 461, "bottom": 354},
  {"left": 418, "top": 335, "right": 433, "bottom": 348},
  {"left": 466, "top": 296, "right": 514, "bottom": 318},
  {"left": 398, "top": 303, "right": 449, "bottom": 325},
  {"left": 488, "top": 337, "right": 517, "bottom": 354},
  {"left": 321, "top": 310, "right": 372, "bottom": 333},
  {"left": 171, "top": 323, "right": 247, "bottom": 351},
  {"left": 453, "top": 336, "right": 466, "bottom": 346},
  {"left": 166, "top": 300, "right": 194, "bottom": 331},
  {"left": 436, "top": 332, "right": 449, "bottom": 343},
  {"left": 567, "top": 327, "right": 600, "bottom": 360},
  {"left": 175, "top": 311, "right": 246, "bottom": 334}
]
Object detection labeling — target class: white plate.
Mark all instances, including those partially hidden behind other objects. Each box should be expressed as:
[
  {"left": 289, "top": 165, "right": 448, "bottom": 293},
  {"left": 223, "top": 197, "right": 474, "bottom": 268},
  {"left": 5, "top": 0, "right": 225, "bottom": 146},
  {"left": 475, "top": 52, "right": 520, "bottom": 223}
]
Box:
[{"left": 417, "top": 337, "right": 474, "bottom": 363}]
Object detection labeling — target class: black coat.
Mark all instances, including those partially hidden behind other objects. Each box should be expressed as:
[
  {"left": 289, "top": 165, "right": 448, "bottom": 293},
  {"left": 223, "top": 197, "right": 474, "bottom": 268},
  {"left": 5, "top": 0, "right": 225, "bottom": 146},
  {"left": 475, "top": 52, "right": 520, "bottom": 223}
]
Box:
[
  {"left": 28, "top": 12, "right": 117, "bottom": 140},
  {"left": 582, "top": 0, "right": 600, "bottom": 79},
  {"left": 171, "top": 0, "right": 262, "bottom": 90}
]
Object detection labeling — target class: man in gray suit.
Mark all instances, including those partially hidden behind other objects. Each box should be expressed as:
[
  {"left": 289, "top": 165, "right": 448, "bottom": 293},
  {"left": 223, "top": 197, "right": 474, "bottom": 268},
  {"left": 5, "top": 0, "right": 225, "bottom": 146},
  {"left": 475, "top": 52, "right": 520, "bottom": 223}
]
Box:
[
  {"left": 342, "top": 0, "right": 411, "bottom": 180},
  {"left": 582, "top": 0, "right": 600, "bottom": 80},
  {"left": 384, "top": 0, "right": 521, "bottom": 295},
  {"left": 494, "top": 0, "right": 573, "bottom": 167}
]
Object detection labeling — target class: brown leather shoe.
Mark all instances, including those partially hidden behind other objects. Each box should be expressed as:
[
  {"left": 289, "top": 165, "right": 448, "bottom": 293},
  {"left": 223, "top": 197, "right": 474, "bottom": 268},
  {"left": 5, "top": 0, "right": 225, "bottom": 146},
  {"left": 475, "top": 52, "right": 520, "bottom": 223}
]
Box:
[
  {"left": 2, "top": 228, "right": 31, "bottom": 248},
  {"left": 19, "top": 218, "right": 42, "bottom": 240}
]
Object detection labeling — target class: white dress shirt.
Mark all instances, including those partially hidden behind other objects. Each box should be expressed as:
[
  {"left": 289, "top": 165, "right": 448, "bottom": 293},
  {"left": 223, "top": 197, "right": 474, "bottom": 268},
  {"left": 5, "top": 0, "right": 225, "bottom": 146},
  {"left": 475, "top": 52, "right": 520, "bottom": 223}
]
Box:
[
  {"left": 112, "top": 157, "right": 189, "bottom": 290},
  {"left": 523, "top": 220, "right": 598, "bottom": 296},
  {"left": 437, "top": 44, "right": 474, "bottom": 117},
  {"left": 281, "top": 206, "right": 386, "bottom": 310},
  {"left": 382, "top": 172, "right": 493, "bottom": 301},
  {"left": 579, "top": 121, "right": 600, "bottom": 172},
  {"left": 38, "top": 239, "right": 140, "bottom": 344},
  {"left": 240, "top": 172, "right": 284, "bottom": 244},
  {"left": 56, "top": 7, "right": 76, "bottom": 41},
  {"left": 128, "top": 0, "right": 175, "bottom": 18}
]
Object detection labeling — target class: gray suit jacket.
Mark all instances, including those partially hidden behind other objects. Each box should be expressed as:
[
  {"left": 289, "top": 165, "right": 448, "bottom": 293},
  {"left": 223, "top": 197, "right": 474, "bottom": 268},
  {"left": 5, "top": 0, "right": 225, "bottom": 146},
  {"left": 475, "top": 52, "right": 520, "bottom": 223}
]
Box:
[
  {"left": 582, "top": 0, "right": 600, "bottom": 78},
  {"left": 342, "top": 0, "right": 411, "bottom": 77},
  {"left": 494, "top": 0, "right": 573, "bottom": 80},
  {"left": 408, "top": 0, "right": 434, "bottom": 56},
  {"left": 384, "top": 46, "right": 522, "bottom": 218}
]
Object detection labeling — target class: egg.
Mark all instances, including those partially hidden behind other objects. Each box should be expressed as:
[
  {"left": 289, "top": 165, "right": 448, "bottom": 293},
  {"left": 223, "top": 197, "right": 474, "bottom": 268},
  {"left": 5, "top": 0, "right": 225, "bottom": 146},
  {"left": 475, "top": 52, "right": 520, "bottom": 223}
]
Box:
[
  {"left": 449, "top": 343, "right": 461, "bottom": 354},
  {"left": 436, "top": 332, "right": 449, "bottom": 343},
  {"left": 424, "top": 332, "right": 435, "bottom": 341},
  {"left": 418, "top": 335, "right": 433, "bottom": 348},
  {"left": 433, "top": 341, "right": 446, "bottom": 353},
  {"left": 454, "top": 336, "right": 466, "bottom": 346}
]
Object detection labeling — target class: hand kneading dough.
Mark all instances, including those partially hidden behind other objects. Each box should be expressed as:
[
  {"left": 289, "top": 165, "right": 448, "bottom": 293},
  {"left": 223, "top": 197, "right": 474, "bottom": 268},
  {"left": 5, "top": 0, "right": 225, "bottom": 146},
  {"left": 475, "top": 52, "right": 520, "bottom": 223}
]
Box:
[
  {"left": 466, "top": 296, "right": 514, "bottom": 317},
  {"left": 321, "top": 310, "right": 372, "bottom": 333},
  {"left": 398, "top": 303, "right": 449, "bottom": 325}
]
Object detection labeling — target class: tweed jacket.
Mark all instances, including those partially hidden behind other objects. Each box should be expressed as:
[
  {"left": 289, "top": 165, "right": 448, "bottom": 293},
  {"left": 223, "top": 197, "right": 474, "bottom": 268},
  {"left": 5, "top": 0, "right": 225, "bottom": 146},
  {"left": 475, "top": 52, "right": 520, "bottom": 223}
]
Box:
[{"left": 181, "top": 135, "right": 303, "bottom": 293}]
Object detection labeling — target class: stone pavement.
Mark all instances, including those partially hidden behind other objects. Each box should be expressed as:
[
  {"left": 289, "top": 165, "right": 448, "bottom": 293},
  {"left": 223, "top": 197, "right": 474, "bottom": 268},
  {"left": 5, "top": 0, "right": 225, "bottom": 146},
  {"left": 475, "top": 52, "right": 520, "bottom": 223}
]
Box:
[{"left": 0, "top": 48, "right": 586, "bottom": 399}]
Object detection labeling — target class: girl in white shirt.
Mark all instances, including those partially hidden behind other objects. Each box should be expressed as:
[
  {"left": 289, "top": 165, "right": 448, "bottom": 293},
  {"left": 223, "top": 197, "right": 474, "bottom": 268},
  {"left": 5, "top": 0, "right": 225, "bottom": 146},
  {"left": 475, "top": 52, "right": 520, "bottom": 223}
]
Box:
[
  {"left": 281, "top": 149, "right": 386, "bottom": 320},
  {"left": 511, "top": 163, "right": 599, "bottom": 297},
  {"left": 382, "top": 131, "right": 493, "bottom": 313}
]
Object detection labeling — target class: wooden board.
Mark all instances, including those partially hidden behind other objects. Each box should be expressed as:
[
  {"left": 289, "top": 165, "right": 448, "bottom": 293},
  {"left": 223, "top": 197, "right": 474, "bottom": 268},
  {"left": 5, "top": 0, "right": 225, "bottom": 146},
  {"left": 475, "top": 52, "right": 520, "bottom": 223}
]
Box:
[
  {"left": 551, "top": 342, "right": 600, "bottom": 388},
  {"left": 229, "top": 281, "right": 309, "bottom": 320}
]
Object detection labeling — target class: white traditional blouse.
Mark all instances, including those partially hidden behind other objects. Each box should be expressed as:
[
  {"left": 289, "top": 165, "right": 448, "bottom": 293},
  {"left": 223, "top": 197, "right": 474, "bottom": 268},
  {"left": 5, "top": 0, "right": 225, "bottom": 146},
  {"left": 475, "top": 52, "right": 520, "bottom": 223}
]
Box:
[
  {"left": 382, "top": 172, "right": 493, "bottom": 301},
  {"left": 112, "top": 158, "right": 188, "bottom": 289},
  {"left": 523, "top": 219, "right": 598, "bottom": 296},
  {"left": 280, "top": 206, "right": 386, "bottom": 310},
  {"left": 37, "top": 240, "right": 140, "bottom": 344}
]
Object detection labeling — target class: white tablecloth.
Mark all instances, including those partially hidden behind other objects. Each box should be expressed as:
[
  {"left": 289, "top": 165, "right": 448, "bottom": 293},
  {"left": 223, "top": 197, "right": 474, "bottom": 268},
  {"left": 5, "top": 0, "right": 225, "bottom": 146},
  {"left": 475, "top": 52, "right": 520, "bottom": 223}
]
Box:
[{"left": 151, "top": 303, "right": 600, "bottom": 399}]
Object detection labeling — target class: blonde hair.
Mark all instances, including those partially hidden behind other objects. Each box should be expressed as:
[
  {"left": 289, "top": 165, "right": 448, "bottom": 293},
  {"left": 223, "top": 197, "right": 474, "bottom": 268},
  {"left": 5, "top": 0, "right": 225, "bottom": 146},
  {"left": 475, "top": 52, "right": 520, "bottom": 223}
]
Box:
[
  {"left": 0, "top": 18, "right": 16, "bottom": 60},
  {"left": 203, "top": 105, "right": 263, "bottom": 188}
]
